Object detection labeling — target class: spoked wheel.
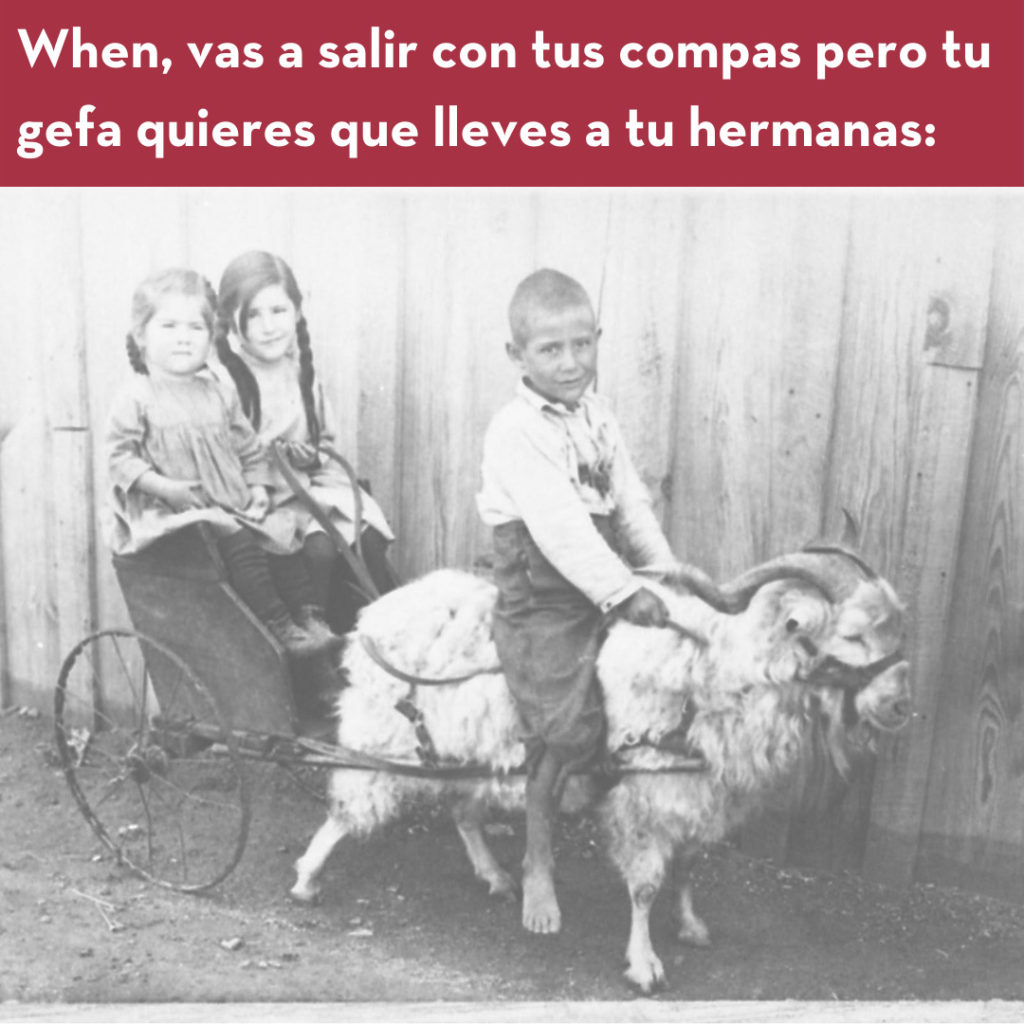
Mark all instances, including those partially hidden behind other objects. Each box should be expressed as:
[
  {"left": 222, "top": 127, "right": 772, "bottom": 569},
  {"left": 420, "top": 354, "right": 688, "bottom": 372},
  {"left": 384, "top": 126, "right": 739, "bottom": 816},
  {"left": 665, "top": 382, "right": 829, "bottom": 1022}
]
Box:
[{"left": 54, "top": 629, "right": 251, "bottom": 893}]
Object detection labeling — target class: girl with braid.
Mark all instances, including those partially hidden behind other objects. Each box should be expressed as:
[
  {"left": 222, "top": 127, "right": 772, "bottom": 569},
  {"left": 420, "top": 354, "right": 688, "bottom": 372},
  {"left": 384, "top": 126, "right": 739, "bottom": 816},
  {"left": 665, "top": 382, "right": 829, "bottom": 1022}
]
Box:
[
  {"left": 105, "top": 267, "right": 345, "bottom": 664},
  {"left": 214, "top": 252, "right": 396, "bottom": 642}
]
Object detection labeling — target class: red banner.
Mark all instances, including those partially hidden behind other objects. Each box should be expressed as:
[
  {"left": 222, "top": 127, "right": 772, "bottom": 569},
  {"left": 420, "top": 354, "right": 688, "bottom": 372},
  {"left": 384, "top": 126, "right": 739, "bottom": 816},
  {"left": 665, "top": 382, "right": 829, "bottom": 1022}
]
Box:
[{"left": 2, "top": 0, "right": 1021, "bottom": 185}]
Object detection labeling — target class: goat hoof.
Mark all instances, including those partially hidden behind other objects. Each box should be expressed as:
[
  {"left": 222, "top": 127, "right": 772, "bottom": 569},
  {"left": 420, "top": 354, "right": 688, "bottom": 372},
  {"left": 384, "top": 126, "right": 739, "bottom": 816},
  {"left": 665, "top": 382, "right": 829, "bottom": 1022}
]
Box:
[
  {"left": 625, "top": 966, "right": 667, "bottom": 995},
  {"left": 288, "top": 883, "right": 321, "bottom": 906},
  {"left": 484, "top": 870, "right": 517, "bottom": 899},
  {"left": 676, "top": 925, "right": 711, "bottom": 948},
  {"left": 624, "top": 955, "right": 667, "bottom": 994}
]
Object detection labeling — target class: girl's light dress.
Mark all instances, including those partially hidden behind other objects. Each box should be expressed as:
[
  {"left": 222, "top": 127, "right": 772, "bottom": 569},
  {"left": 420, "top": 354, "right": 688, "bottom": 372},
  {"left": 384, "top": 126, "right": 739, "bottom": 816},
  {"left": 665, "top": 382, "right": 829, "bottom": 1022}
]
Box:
[
  {"left": 229, "top": 350, "right": 394, "bottom": 546},
  {"left": 105, "top": 370, "right": 302, "bottom": 556}
]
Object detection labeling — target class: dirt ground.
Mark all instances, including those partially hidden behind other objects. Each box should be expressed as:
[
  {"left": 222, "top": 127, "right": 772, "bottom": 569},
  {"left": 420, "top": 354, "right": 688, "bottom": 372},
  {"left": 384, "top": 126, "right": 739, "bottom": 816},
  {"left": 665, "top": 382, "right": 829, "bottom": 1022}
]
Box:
[{"left": 3, "top": 706, "right": 1024, "bottom": 1012}]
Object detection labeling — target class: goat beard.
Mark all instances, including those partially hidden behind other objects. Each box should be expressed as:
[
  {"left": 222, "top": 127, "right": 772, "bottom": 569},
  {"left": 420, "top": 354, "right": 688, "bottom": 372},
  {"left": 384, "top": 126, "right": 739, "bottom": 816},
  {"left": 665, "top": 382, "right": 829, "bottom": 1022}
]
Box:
[{"left": 775, "top": 691, "right": 877, "bottom": 818}]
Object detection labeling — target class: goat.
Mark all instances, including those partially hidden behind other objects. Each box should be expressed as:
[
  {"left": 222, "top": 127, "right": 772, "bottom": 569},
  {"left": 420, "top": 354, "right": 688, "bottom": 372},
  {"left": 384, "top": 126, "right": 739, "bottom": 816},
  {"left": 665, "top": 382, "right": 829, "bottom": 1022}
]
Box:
[{"left": 290, "top": 551, "right": 911, "bottom": 993}]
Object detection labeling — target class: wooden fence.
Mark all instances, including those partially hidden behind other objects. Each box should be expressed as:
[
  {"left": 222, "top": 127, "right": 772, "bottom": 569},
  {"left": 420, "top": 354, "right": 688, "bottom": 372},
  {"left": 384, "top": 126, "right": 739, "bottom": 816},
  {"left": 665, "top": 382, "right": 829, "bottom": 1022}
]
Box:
[{"left": 0, "top": 188, "right": 1021, "bottom": 901}]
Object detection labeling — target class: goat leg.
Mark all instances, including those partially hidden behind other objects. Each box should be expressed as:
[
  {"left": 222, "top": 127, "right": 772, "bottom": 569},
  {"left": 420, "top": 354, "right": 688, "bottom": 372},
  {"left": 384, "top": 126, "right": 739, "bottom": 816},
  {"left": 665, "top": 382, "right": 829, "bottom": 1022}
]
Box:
[
  {"left": 452, "top": 793, "right": 516, "bottom": 898},
  {"left": 290, "top": 771, "right": 400, "bottom": 904},
  {"left": 672, "top": 847, "right": 711, "bottom": 947},
  {"left": 623, "top": 867, "right": 668, "bottom": 993},
  {"left": 290, "top": 810, "right": 348, "bottom": 904}
]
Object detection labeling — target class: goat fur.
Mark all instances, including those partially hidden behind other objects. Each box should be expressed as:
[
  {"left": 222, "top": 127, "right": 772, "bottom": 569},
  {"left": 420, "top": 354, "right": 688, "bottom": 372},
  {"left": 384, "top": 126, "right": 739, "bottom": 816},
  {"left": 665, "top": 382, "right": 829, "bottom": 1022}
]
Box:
[{"left": 291, "top": 561, "right": 910, "bottom": 993}]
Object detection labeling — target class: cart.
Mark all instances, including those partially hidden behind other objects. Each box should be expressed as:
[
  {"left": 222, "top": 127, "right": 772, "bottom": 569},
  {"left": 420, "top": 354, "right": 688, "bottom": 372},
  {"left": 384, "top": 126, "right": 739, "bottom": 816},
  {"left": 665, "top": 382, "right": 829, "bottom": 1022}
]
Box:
[{"left": 52, "top": 444, "right": 411, "bottom": 893}]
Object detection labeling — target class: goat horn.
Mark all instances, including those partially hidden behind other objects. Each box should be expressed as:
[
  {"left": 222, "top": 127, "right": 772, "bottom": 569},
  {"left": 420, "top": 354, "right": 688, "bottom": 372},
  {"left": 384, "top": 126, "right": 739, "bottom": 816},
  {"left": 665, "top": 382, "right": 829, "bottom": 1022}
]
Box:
[
  {"left": 636, "top": 564, "right": 737, "bottom": 615},
  {"left": 715, "top": 554, "right": 849, "bottom": 614},
  {"left": 801, "top": 544, "right": 879, "bottom": 580}
]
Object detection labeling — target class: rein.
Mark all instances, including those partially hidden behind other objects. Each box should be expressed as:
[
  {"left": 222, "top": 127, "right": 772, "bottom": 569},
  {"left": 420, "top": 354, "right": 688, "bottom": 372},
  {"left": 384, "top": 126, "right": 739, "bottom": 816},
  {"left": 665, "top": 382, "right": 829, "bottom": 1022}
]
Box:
[
  {"left": 271, "top": 442, "right": 380, "bottom": 602},
  {"left": 805, "top": 648, "right": 905, "bottom": 693}
]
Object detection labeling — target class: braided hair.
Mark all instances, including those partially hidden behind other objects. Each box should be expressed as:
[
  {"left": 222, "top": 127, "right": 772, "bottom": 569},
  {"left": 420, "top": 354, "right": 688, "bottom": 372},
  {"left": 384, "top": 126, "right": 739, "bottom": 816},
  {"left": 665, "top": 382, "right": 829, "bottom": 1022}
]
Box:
[
  {"left": 127, "top": 268, "right": 218, "bottom": 375},
  {"left": 215, "top": 251, "right": 320, "bottom": 445}
]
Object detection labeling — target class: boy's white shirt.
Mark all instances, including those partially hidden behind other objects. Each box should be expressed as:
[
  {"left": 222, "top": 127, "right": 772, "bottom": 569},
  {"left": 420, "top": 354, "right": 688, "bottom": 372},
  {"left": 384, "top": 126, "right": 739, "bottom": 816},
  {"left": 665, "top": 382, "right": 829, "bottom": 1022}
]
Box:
[{"left": 477, "top": 379, "right": 676, "bottom": 612}]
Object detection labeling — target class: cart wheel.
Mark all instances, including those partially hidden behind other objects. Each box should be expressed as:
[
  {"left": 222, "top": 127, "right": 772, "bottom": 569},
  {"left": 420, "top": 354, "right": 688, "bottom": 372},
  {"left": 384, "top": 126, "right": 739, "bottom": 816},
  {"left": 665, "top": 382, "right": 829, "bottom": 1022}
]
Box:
[{"left": 54, "top": 629, "right": 251, "bottom": 893}]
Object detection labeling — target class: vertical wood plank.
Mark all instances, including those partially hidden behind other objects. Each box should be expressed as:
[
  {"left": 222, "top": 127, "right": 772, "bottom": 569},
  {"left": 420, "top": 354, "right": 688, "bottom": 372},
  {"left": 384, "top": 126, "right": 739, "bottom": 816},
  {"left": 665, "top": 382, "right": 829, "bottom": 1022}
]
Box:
[
  {"left": 183, "top": 188, "right": 296, "bottom": 284},
  {"left": 860, "top": 200, "right": 996, "bottom": 887},
  {"left": 598, "top": 192, "right": 687, "bottom": 528},
  {"left": 669, "top": 192, "right": 847, "bottom": 576},
  {"left": 398, "top": 191, "right": 535, "bottom": 577},
  {"left": 0, "top": 193, "right": 25, "bottom": 704},
  {"left": 39, "top": 192, "right": 97, "bottom": 721},
  {"left": 0, "top": 198, "right": 16, "bottom": 706},
  {"left": 0, "top": 455, "right": 6, "bottom": 707},
  {"left": 1, "top": 191, "right": 61, "bottom": 706},
  {"left": 666, "top": 193, "right": 848, "bottom": 865},
  {"left": 290, "top": 190, "right": 405, "bottom": 546},
  {"left": 79, "top": 190, "right": 190, "bottom": 713},
  {"left": 915, "top": 196, "right": 1024, "bottom": 901},
  {"left": 533, "top": 192, "right": 610, "bottom": 302},
  {"left": 809, "top": 193, "right": 995, "bottom": 875}
]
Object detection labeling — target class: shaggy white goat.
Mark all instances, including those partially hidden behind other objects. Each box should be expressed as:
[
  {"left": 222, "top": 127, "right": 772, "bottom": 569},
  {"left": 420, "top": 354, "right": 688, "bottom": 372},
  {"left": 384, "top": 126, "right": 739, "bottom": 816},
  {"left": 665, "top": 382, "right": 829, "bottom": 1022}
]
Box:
[{"left": 290, "top": 553, "right": 910, "bottom": 993}]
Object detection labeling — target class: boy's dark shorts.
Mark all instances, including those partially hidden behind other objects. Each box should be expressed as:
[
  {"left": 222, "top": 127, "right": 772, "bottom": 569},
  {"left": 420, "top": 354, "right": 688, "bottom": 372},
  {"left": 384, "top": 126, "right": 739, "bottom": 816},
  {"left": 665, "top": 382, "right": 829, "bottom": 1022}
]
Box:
[{"left": 491, "top": 518, "right": 617, "bottom": 774}]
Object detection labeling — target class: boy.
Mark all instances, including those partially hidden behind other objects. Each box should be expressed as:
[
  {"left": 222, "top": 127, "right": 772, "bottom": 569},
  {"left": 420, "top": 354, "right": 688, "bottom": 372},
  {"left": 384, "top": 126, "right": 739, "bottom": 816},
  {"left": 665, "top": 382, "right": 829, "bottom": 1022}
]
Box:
[{"left": 477, "top": 268, "right": 679, "bottom": 933}]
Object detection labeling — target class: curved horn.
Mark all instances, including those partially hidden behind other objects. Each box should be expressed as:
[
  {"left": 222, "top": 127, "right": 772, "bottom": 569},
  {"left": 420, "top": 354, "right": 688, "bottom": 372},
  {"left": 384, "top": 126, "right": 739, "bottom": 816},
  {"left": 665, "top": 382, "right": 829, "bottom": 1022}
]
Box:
[
  {"left": 715, "top": 553, "right": 852, "bottom": 614},
  {"left": 637, "top": 563, "right": 737, "bottom": 615},
  {"left": 801, "top": 544, "right": 878, "bottom": 580}
]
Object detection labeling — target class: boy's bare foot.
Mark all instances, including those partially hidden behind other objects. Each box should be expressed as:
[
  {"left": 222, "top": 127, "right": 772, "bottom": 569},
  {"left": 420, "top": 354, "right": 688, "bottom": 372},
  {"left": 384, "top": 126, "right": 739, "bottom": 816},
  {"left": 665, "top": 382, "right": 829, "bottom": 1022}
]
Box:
[
  {"left": 522, "top": 868, "right": 561, "bottom": 933},
  {"left": 523, "top": 749, "right": 563, "bottom": 933}
]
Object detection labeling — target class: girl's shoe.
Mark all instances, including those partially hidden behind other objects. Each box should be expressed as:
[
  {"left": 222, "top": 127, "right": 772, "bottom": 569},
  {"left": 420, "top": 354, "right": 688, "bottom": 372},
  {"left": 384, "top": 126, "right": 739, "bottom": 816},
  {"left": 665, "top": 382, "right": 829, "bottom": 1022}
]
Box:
[
  {"left": 268, "top": 617, "right": 341, "bottom": 659},
  {"left": 297, "top": 606, "right": 346, "bottom": 653}
]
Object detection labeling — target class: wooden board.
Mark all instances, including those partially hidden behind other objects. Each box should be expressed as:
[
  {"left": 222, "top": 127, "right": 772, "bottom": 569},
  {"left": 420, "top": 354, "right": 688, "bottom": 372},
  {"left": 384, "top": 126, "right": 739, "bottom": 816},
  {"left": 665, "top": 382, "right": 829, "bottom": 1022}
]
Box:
[
  {"left": 914, "top": 197, "right": 1024, "bottom": 902},
  {"left": 669, "top": 193, "right": 846, "bottom": 575},
  {"left": 290, "top": 190, "right": 404, "bottom": 540},
  {"left": 856, "top": 195, "right": 995, "bottom": 886},
  {"left": 0, "top": 192, "right": 59, "bottom": 706},
  {"left": 396, "top": 191, "right": 536, "bottom": 576},
  {"left": 666, "top": 193, "right": 848, "bottom": 864},
  {"left": 787, "top": 194, "right": 992, "bottom": 876},
  {"left": 598, "top": 192, "right": 687, "bottom": 528}
]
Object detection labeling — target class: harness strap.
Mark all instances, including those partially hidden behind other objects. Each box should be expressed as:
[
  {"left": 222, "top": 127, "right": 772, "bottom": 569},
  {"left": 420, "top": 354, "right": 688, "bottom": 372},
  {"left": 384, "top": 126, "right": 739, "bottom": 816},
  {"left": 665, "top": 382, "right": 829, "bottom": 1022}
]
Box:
[
  {"left": 842, "top": 686, "right": 859, "bottom": 727},
  {"left": 393, "top": 695, "right": 441, "bottom": 768},
  {"left": 289, "top": 732, "right": 708, "bottom": 779},
  {"left": 359, "top": 634, "right": 502, "bottom": 686},
  {"left": 808, "top": 648, "right": 905, "bottom": 693}
]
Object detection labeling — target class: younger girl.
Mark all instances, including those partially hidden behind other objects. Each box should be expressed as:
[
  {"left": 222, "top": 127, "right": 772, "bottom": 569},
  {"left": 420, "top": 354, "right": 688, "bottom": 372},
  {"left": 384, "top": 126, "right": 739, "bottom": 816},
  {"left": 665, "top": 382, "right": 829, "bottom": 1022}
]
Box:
[
  {"left": 214, "top": 251, "right": 396, "bottom": 633},
  {"left": 106, "top": 267, "right": 343, "bottom": 662}
]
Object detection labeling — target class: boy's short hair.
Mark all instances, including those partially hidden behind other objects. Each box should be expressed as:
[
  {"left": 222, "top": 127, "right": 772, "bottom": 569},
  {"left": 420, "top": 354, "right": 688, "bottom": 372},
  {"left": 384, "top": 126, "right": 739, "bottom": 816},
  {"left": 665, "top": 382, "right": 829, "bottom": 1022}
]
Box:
[{"left": 509, "top": 268, "right": 595, "bottom": 347}]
